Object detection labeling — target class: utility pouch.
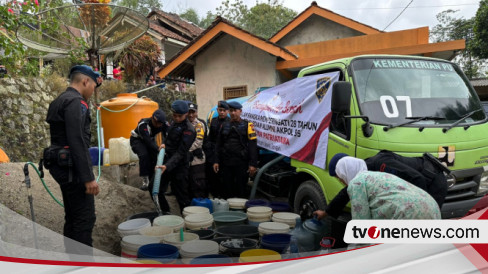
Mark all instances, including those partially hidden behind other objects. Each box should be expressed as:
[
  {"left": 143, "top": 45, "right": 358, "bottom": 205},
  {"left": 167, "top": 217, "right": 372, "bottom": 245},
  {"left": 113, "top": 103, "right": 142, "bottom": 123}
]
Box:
[
  {"left": 57, "top": 147, "right": 72, "bottom": 168},
  {"left": 42, "top": 147, "right": 58, "bottom": 170}
]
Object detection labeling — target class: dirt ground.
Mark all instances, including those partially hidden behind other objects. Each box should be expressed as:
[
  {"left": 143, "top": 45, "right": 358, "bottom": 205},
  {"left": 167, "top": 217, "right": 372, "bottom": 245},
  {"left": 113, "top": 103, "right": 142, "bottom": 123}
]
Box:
[{"left": 0, "top": 162, "right": 181, "bottom": 256}]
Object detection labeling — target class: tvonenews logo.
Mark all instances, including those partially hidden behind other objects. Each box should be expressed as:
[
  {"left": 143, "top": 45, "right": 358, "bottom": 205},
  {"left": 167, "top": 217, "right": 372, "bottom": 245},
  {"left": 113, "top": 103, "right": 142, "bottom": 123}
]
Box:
[{"left": 344, "top": 220, "right": 488, "bottom": 244}]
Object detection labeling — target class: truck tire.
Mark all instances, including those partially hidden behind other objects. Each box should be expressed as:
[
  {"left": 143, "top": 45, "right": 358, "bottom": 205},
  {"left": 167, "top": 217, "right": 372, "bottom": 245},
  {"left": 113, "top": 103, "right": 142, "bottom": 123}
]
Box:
[{"left": 294, "top": 180, "right": 327, "bottom": 219}]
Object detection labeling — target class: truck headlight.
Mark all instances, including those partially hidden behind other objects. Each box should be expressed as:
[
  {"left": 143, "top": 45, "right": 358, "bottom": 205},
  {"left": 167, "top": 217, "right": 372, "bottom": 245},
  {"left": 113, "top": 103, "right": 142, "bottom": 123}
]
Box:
[{"left": 478, "top": 169, "right": 488, "bottom": 195}]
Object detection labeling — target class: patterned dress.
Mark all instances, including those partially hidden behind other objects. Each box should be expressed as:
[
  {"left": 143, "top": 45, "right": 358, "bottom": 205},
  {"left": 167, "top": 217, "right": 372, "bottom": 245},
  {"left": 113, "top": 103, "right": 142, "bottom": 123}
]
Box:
[{"left": 347, "top": 171, "right": 441, "bottom": 219}]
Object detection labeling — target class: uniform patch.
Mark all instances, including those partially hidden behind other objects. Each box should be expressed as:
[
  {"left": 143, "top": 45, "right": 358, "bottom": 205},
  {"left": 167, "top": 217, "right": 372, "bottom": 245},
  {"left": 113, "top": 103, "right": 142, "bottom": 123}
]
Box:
[
  {"left": 316, "top": 77, "right": 331, "bottom": 103},
  {"left": 248, "top": 122, "right": 257, "bottom": 140},
  {"left": 195, "top": 123, "right": 205, "bottom": 140},
  {"left": 80, "top": 101, "right": 88, "bottom": 115}
]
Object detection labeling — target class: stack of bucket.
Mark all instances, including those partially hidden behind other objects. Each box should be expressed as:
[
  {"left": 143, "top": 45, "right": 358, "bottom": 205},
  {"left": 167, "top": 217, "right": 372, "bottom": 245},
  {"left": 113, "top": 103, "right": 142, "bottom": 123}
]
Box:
[
  {"left": 139, "top": 226, "right": 173, "bottom": 240},
  {"left": 246, "top": 206, "right": 272, "bottom": 226},
  {"left": 153, "top": 215, "right": 185, "bottom": 232},
  {"left": 121, "top": 235, "right": 161, "bottom": 259},
  {"left": 179, "top": 240, "right": 219, "bottom": 264},
  {"left": 182, "top": 206, "right": 210, "bottom": 218},
  {"left": 161, "top": 232, "right": 199, "bottom": 250},
  {"left": 227, "top": 198, "right": 248, "bottom": 211},
  {"left": 258, "top": 222, "right": 290, "bottom": 236},
  {"left": 117, "top": 218, "right": 151, "bottom": 237},
  {"left": 271, "top": 212, "right": 301, "bottom": 228},
  {"left": 137, "top": 243, "right": 179, "bottom": 264},
  {"left": 184, "top": 213, "right": 214, "bottom": 230}
]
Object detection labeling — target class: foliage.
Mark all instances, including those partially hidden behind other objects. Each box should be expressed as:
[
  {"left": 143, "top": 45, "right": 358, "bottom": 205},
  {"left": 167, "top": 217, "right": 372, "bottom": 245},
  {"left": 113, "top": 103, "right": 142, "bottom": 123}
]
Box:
[
  {"left": 120, "top": 35, "right": 160, "bottom": 83},
  {"left": 471, "top": 0, "right": 488, "bottom": 60},
  {"left": 431, "top": 10, "right": 484, "bottom": 79},
  {"left": 112, "top": 0, "right": 161, "bottom": 15},
  {"left": 179, "top": 8, "right": 200, "bottom": 26},
  {"left": 200, "top": 11, "right": 217, "bottom": 28},
  {"left": 45, "top": 71, "right": 69, "bottom": 94},
  {"left": 97, "top": 78, "right": 127, "bottom": 100}
]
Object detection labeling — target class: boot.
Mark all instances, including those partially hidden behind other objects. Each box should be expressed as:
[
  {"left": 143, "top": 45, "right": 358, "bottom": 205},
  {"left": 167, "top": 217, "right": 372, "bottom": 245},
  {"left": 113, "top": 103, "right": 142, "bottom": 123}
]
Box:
[{"left": 140, "top": 176, "right": 149, "bottom": 191}]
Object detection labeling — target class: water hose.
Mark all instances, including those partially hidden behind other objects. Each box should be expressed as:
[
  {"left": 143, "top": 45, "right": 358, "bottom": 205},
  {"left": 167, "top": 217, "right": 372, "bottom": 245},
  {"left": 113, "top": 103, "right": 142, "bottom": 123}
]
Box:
[
  {"left": 25, "top": 162, "right": 63, "bottom": 207},
  {"left": 152, "top": 148, "right": 165, "bottom": 216},
  {"left": 23, "top": 163, "right": 39, "bottom": 250},
  {"left": 249, "top": 155, "right": 285, "bottom": 200}
]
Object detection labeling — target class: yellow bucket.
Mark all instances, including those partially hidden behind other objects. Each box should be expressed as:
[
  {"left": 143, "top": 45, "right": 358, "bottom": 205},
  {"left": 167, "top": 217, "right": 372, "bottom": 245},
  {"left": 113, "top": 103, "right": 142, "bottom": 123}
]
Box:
[
  {"left": 135, "top": 259, "right": 162, "bottom": 264},
  {"left": 239, "top": 249, "right": 281, "bottom": 263}
]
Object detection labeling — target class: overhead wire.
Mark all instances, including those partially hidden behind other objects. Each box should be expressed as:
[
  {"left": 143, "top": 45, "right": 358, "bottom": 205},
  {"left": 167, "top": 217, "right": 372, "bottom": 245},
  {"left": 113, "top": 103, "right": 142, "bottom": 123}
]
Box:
[{"left": 383, "top": 0, "right": 414, "bottom": 31}]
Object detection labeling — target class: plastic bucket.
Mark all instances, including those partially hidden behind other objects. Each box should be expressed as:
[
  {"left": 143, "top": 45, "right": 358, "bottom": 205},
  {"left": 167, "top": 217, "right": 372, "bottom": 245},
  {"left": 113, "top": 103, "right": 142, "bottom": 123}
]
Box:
[
  {"left": 190, "top": 254, "right": 232, "bottom": 265},
  {"left": 245, "top": 199, "right": 269, "bottom": 209},
  {"left": 183, "top": 206, "right": 210, "bottom": 218},
  {"left": 247, "top": 206, "right": 272, "bottom": 219},
  {"left": 212, "top": 211, "right": 247, "bottom": 227},
  {"left": 258, "top": 222, "right": 290, "bottom": 236},
  {"left": 139, "top": 226, "right": 173, "bottom": 239},
  {"left": 184, "top": 213, "right": 214, "bottom": 230},
  {"left": 227, "top": 198, "right": 247, "bottom": 211},
  {"left": 118, "top": 218, "right": 151, "bottom": 238},
  {"left": 219, "top": 238, "right": 259, "bottom": 257},
  {"left": 161, "top": 232, "right": 199, "bottom": 250},
  {"left": 89, "top": 147, "right": 105, "bottom": 166},
  {"left": 188, "top": 229, "right": 215, "bottom": 240},
  {"left": 191, "top": 198, "right": 214, "bottom": 213},
  {"left": 153, "top": 215, "right": 185, "bottom": 232},
  {"left": 127, "top": 212, "right": 161, "bottom": 224},
  {"left": 239, "top": 249, "right": 281, "bottom": 263},
  {"left": 137, "top": 243, "right": 179, "bottom": 264},
  {"left": 180, "top": 240, "right": 220, "bottom": 264},
  {"left": 260, "top": 233, "right": 292, "bottom": 254},
  {"left": 216, "top": 225, "right": 259, "bottom": 239},
  {"left": 268, "top": 202, "right": 291, "bottom": 212},
  {"left": 271, "top": 212, "right": 300, "bottom": 228},
  {"left": 121, "top": 235, "right": 162, "bottom": 258},
  {"left": 212, "top": 199, "right": 229, "bottom": 212}
]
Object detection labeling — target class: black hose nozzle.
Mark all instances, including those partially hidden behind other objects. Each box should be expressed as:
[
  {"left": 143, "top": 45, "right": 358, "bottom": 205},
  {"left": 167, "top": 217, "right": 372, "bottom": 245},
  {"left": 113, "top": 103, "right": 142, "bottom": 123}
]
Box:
[{"left": 23, "top": 163, "right": 31, "bottom": 188}]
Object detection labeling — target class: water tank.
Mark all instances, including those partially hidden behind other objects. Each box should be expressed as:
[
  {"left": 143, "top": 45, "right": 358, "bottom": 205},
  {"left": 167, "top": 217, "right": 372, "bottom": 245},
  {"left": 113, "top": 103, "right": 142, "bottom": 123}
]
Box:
[
  {"left": 0, "top": 147, "right": 9, "bottom": 163},
  {"left": 100, "top": 93, "right": 158, "bottom": 148}
]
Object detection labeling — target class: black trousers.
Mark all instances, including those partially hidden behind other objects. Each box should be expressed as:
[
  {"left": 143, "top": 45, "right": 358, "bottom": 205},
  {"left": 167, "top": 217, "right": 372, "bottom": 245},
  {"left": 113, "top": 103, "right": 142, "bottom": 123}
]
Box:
[
  {"left": 206, "top": 162, "right": 221, "bottom": 198},
  {"left": 50, "top": 165, "right": 96, "bottom": 256},
  {"left": 148, "top": 163, "right": 191, "bottom": 213},
  {"left": 130, "top": 137, "right": 158, "bottom": 178},
  {"left": 220, "top": 163, "right": 249, "bottom": 199},
  {"left": 188, "top": 163, "right": 207, "bottom": 198}
]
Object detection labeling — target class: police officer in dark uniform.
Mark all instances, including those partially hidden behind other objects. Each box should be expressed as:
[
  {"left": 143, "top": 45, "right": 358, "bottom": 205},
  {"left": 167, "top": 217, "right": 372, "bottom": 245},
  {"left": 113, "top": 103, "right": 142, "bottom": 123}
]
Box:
[
  {"left": 155, "top": 100, "right": 196, "bottom": 212},
  {"left": 206, "top": 101, "right": 230, "bottom": 197},
  {"left": 45, "top": 65, "right": 102, "bottom": 256},
  {"left": 214, "top": 101, "right": 258, "bottom": 199},
  {"left": 130, "top": 109, "right": 167, "bottom": 190}
]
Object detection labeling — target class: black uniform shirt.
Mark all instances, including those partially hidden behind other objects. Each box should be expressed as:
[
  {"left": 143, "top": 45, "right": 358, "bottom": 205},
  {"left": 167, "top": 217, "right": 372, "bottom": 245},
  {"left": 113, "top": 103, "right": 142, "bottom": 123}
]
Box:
[
  {"left": 216, "top": 119, "right": 258, "bottom": 166},
  {"left": 164, "top": 119, "right": 196, "bottom": 171},
  {"left": 133, "top": 117, "right": 167, "bottom": 153},
  {"left": 46, "top": 87, "right": 94, "bottom": 183},
  {"left": 207, "top": 116, "right": 229, "bottom": 164}
]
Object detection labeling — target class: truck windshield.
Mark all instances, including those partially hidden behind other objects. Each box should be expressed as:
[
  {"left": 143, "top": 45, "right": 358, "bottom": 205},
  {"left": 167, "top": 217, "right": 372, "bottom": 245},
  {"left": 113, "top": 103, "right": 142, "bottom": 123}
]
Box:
[{"left": 351, "top": 57, "right": 485, "bottom": 126}]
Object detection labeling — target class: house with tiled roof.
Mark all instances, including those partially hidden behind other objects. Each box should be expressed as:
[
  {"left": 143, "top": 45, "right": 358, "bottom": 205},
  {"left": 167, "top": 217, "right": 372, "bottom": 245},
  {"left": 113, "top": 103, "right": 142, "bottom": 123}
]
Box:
[{"left": 158, "top": 2, "right": 466, "bottom": 116}]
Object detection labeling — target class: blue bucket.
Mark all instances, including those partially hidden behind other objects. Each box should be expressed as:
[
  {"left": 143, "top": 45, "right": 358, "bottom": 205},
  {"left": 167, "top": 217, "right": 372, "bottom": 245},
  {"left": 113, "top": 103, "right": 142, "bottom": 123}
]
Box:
[
  {"left": 261, "top": 233, "right": 292, "bottom": 254},
  {"left": 245, "top": 199, "right": 269, "bottom": 209},
  {"left": 269, "top": 201, "right": 291, "bottom": 212},
  {"left": 89, "top": 147, "right": 105, "bottom": 166},
  {"left": 190, "top": 254, "right": 233, "bottom": 264},
  {"left": 191, "top": 198, "right": 214, "bottom": 213},
  {"left": 137, "top": 243, "right": 179, "bottom": 263}
]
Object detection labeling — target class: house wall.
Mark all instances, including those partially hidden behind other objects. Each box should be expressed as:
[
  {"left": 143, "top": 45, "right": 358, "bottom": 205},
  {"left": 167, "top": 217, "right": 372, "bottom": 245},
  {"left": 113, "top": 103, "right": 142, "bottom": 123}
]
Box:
[
  {"left": 276, "top": 14, "right": 364, "bottom": 47},
  {"left": 195, "top": 35, "right": 278, "bottom": 116}
]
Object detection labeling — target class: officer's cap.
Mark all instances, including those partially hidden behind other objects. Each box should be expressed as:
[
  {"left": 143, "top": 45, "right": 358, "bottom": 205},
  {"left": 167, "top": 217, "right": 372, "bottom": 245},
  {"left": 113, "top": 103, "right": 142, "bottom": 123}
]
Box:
[
  {"left": 171, "top": 100, "right": 189, "bottom": 114},
  {"left": 228, "top": 101, "right": 242, "bottom": 110},
  {"left": 188, "top": 102, "right": 198, "bottom": 111},
  {"left": 218, "top": 100, "right": 229, "bottom": 110},
  {"left": 328, "top": 153, "right": 349, "bottom": 177},
  {"left": 152, "top": 109, "right": 166, "bottom": 123},
  {"left": 69, "top": 65, "right": 102, "bottom": 87}
]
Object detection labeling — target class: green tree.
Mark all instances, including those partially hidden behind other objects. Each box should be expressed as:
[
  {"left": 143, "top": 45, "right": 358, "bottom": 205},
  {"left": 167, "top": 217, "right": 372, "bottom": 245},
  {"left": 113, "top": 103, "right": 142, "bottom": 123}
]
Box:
[
  {"left": 179, "top": 8, "right": 200, "bottom": 26},
  {"left": 120, "top": 35, "right": 161, "bottom": 83},
  {"left": 112, "top": 0, "right": 161, "bottom": 15},
  {"left": 431, "top": 10, "right": 483, "bottom": 79},
  {"left": 200, "top": 11, "right": 217, "bottom": 28},
  {"left": 471, "top": 0, "right": 488, "bottom": 60}
]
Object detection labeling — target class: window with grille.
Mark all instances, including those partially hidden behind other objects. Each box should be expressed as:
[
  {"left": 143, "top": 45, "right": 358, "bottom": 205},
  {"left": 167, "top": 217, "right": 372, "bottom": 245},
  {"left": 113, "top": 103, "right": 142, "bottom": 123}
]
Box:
[{"left": 223, "top": 85, "right": 247, "bottom": 100}]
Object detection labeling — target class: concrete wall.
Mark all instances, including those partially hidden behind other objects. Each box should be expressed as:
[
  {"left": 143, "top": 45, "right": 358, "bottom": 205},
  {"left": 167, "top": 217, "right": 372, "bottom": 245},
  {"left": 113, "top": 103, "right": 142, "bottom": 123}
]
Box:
[
  {"left": 277, "top": 14, "right": 364, "bottom": 47},
  {"left": 195, "top": 35, "right": 278, "bottom": 116}
]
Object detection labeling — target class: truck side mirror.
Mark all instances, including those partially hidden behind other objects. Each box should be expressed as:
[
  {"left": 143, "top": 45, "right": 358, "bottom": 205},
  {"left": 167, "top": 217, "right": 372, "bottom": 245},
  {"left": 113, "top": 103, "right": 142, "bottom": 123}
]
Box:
[{"left": 331, "top": 81, "right": 351, "bottom": 114}]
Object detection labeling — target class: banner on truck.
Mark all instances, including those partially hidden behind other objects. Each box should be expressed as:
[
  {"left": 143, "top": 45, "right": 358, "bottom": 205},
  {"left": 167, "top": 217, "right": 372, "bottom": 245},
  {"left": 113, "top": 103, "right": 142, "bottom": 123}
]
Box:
[{"left": 242, "top": 72, "right": 340, "bottom": 168}]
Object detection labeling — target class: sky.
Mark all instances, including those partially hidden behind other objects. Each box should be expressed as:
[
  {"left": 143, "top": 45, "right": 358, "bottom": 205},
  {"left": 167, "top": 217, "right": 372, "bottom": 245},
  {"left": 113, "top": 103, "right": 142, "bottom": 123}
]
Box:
[{"left": 161, "top": 0, "right": 481, "bottom": 32}]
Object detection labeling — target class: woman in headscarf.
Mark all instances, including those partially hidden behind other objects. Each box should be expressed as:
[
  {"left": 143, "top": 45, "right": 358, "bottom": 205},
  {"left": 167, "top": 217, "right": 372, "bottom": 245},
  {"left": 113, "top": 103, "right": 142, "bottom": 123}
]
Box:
[{"left": 315, "top": 154, "right": 441, "bottom": 220}]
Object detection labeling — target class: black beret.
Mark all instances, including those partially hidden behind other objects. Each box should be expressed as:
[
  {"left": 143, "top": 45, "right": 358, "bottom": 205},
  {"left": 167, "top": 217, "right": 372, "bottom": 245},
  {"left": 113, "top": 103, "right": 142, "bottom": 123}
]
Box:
[
  {"left": 228, "top": 101, "right": 242, "bottom": 109},
  {"left": 171, "top": 100, "right": 189, "bottom": 114},
  {"left": 218, "top": 100, "right": 229, "bottom": 110},
  {"left": 188, "top": 102, "right": 198, "bottom": 111},
  {"left": 152, "top": 109, "right": 166, "bottom": 123},
  {"left": 69, "top": 65, "right": 102, "bottom": 87}
]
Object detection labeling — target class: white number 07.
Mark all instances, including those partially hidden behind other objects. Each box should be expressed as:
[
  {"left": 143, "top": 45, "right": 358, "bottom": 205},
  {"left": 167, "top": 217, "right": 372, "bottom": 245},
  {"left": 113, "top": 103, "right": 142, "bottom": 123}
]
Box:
[{"left": 379, "top": 96, "right": 412, "bottom": 118}]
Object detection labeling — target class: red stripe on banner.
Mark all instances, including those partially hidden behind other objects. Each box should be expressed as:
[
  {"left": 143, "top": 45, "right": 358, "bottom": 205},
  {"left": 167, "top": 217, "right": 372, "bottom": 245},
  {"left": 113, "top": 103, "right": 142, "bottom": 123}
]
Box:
[{"left": 291, "top": 112, "right": 332, "bottom": 164}]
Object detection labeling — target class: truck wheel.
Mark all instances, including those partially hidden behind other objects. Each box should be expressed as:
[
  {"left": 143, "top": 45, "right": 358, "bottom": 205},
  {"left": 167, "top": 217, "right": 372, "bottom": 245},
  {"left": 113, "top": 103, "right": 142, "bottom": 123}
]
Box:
[{"left": 294, "top": 180, "right": 327, "bottom": 219}]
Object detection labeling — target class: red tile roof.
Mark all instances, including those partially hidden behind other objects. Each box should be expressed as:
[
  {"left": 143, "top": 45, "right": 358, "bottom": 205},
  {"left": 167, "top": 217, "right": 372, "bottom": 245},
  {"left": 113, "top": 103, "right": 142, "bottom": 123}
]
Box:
[
  {"left": 149, "top": 21, "right": 190, "bottom": 43},
  {"left": 148, "top": 9, "right": 203, "bottom": 38}
]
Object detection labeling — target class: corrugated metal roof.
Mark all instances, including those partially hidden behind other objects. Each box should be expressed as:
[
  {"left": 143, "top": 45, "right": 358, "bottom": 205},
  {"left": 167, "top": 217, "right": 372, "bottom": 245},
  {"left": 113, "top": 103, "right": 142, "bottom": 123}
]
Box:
[{"left": 471, "top": 78, "right": 488, "bottom": 87}]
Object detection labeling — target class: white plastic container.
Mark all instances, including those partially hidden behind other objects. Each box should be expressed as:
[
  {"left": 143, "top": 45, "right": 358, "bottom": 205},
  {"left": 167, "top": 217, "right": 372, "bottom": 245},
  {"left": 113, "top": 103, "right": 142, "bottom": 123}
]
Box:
[
  {"left": 120, "top": 235, "right": 161, "bottom": 258},
  {"left": 117, "top": 218, "right": 151, "bottom": 238},
  {"left": 258, "top": 222, "right": 290, "bottom": 236},
  {"left": 109, "top": 137, "right": 131, "bottom": 165},
  {"left": 183, "top": 206, "right": 210, "bottom": 218},
  {"left": 161, "top": 232, "right": 199, "bottom": 250},
  {"left": 272, "top": 212, "right": 301, "bottom": 228},
  {"left": 153, "top": 215, "right": 185, "bottom": 232},
  {"left": 103, "top": 149, "right": 110, "bottom": 166},
  {"left": 184, "top": 213, "right": 214, "bottom": 230},
  {"left": 139, "top": 226, "right": 173, "bottom": 240},
  {"left": 212, "top": 198, "right": 229, "bottom": 212},
  {"left": 180, "top": 240, "right": 219, "bottom": 264},
  {"left": 227, "top": 198, "right": 248, "bottom": 211}
]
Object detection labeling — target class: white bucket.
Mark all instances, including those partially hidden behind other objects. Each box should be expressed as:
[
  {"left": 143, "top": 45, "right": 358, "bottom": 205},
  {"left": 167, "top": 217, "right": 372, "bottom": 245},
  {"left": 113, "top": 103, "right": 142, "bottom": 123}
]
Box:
[
  {"left": 212, "top": 199, "right": 229, "bottom": 212},
  {"left": 184, "top": 213, "right": 214, "bottom": 230},
  {"left": 180, "top": 240, "right": 219, "bottom": 264},
  {"left": 272, "top": 212, "right": 301, "bottom": 228},
  {"left": 161, "top": 232, "right": 199, "bottom": 250},
  {"left": 139, "top": 226, "right": 173, "bottom": 239},
  {"left": 183, "top": 206, "right": 210, "bottom": 218},
  {"left": 103, "top": 149, "right": 110, "bottom": 166},
  {"left": 258, "top": 222, "right": 290, "bottom": 236},
  {"left": 153, "top": 215, "right": 185, "bottom": 232},
  {"left": 227, "top": 198, "right": 247, "bottom": 210},
  {"left": 120, "top": 235, "right": 161, "bottom": 258},
  {"left": 118, "top": 218, "right": 151, "bottom": 238}
]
